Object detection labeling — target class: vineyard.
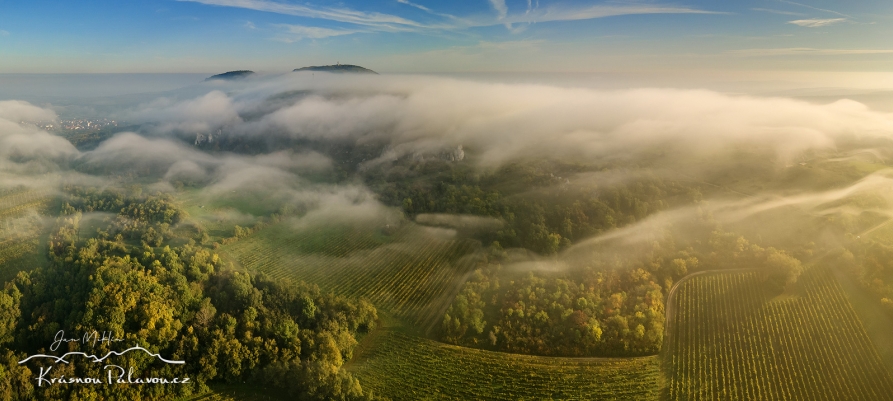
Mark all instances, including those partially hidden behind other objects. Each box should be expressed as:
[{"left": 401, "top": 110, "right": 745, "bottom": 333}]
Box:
[
  {"left": 0, "top": 187, "right": 53, "bottom": 282},
  {"left": 349, "top": 330, "right": 662, "bottom": 400},
  {"left": 0, "top": 188, "right": 51, "bottom": 220},
  {"left": 221, "top": 222, "right": 479, "bottom": 329},
  {"left": 667, "top": 268, "right": 893, "bottom": 400}
]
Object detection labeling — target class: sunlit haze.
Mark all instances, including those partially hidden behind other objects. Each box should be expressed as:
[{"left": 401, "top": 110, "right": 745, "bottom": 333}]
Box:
[{"left": 1, "top": 1, "right": 892, "bottom": 400}]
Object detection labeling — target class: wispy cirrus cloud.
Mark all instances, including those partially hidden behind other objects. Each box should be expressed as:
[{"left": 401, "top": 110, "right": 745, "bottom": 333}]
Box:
[
  {"left": 728, "top": 47, "right": 893, "bottom": 57},
  {"left": 180, "top": 0, "right": 723, "bottom": 36},
  {"left": 273, "top": 24, "right": 362, "bottom": 42},
  {"left": 788, "top": 18, "right": 846, "bottom": 27},
  {"left": 776, "top": 0, "right": 853, "bottom": 19},
  {"left": 501, "top": 4, "right": 725, "bottom": 25},
  {"left": 752, "top": 8, "right": 803, "bottom": 16},
  {"left": 395, "top": 0, "right": 462, "bottom": 21},
  {"left": 178, "top": 0, "right": 424, "bottom": 30},
  {"left": 396, "top": 0, "right": 432, "bottom": 13}
]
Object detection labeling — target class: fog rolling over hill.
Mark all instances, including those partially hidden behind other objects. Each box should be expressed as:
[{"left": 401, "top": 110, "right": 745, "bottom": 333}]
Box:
[
  {"left": 293, "top": 64, "right": 378, "bottom": 74},
  {"left": 1, "top": 71, "right": 893, "bottom": 400}
]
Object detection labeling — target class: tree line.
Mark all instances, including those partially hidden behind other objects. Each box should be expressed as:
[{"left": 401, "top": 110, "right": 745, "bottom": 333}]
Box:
[{"left": 0, "top": 187, "right": 382, "bottom": 400}]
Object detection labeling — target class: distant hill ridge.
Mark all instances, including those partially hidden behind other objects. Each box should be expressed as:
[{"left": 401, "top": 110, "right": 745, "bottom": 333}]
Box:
[
  {"left": 204, "top": 64, "right": 377, "bottom": 83},
  {"left": 293, "top": 64, "right": 378, "bottom": 74},
  {"left": 205, "top": 70, "right": 254, "bottom": 81}
]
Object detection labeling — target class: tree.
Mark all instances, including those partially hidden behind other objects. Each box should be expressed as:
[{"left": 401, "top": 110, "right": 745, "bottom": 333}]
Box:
[
  {"left": 0, "top": 283, "right": 21, "bottom": 346},
  {"left": 764, "top": 248, "right": 803, "bottom": 294}
]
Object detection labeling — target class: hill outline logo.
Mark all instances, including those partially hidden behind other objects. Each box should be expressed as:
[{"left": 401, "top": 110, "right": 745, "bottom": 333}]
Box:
[{"left": 17, "top": 330, "right": 190, "bottom": 386}]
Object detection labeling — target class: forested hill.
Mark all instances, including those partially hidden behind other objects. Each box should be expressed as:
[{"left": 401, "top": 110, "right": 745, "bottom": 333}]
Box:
[
  {"left": 293, "top": 65, "right": 378, "bottom": 74},
  {"left": 0, "top": 187, "right": 380, "bottom": 400},
  {"left": 205, "top": 70, "right": 254, "bottom": 81}
]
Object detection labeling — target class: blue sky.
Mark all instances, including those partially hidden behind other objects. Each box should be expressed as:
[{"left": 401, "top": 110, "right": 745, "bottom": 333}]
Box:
[{"left": 0, "top": 0, "right": 890, "bottom": 74}]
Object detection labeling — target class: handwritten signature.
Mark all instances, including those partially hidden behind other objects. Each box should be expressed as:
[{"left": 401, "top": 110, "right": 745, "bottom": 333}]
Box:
[{"left": 50, "top": 330, "right": 124, "bottom": 352}]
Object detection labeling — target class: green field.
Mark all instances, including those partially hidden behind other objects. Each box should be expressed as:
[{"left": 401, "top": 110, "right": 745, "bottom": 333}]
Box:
[
  {"left": 667, "top": 268, "right": 893, "bottom": 401},
  {"left": 349, "top": 330, "right": 663, "bottom": 401},
  {"left": 221, "top": 222, "right": 478, "bottom": 330}
]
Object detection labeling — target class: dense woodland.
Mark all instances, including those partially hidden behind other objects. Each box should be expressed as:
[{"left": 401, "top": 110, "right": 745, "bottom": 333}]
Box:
[
  {"left": 440, "top": 226, "right": 805, "bottom": 357},
  {"left": 0, "top": 187, "right": 379, "bottom": 400},
  {"left": 362, "top": 156, "right": 699, "bottom": 254}
]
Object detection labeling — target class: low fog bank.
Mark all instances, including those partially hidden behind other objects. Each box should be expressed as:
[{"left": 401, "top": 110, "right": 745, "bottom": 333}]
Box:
[
  {"left": 113, "top": 73, "right": 893, "bottom": 172},
  {"left": 3, "top": 73, "right": 891, "bottom": 174},
  {"left": 2, "top": 73, "right": 893, "bottom": 269},
  {"left": 0, "top": 95, "right": 373, "bottom": 226},
  {"left": 550, "top": 167, "right": 893, "bottom": 274}
]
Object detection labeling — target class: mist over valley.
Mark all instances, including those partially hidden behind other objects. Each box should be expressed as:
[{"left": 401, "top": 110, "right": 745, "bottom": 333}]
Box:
[{"left": 2, "top": 1, "right": 893, "bottom": 397}]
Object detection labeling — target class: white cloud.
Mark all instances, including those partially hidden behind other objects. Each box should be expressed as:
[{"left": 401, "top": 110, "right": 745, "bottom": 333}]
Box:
[
  {"left": 274, "top": 24, "right": 362, "bottom": 42},
  {"left": 83, "top": 132, "right": 331, "bottom": 186},
  {"left": 244, "top": 21, "right": 256, "bottom": 30},
  {"left": 0, "top": 100, "right": 56, "bottom": 122},
  {"left": 0, "top": 101, "right": 77, "bottom": 165},
  {"left": 788, "top": 18, "right": 846, "bottom": 27},
  {"left": 129, "top": 90, "right": 242, "bottom": 133},
  {"left": 216, "top": 74, "right": 893, "bottom": 169},
  {"left": 489, "top": 0, "right": 508, "bottom": 20},
  {"left": 0, "top": 30, "right": 8, "bottom": 36}
]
